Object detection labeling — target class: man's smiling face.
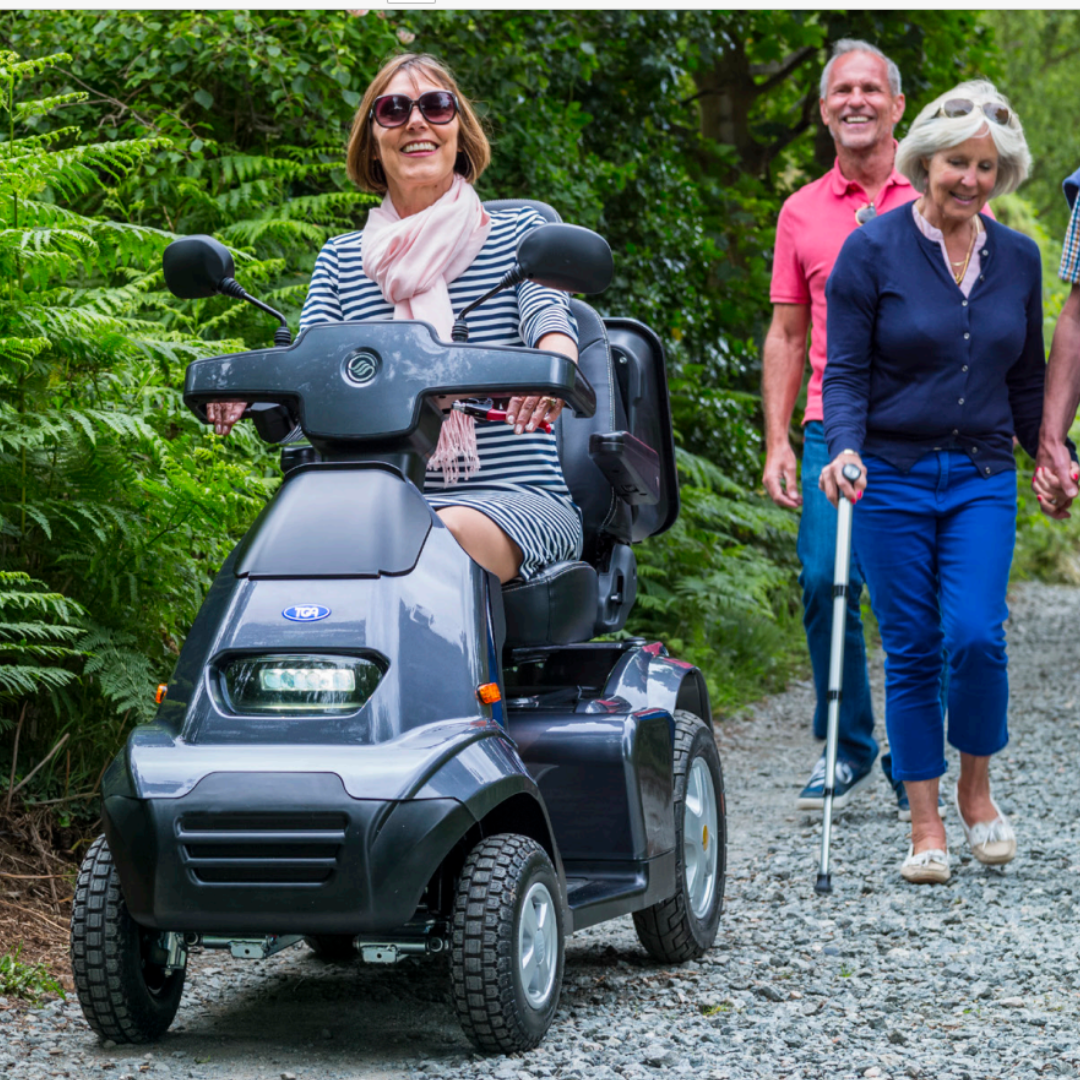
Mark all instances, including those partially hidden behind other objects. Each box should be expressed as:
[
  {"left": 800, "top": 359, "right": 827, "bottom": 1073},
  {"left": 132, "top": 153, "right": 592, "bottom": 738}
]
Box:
[{"left": 820, "top": 51, "right": 905, "bottom": 155}]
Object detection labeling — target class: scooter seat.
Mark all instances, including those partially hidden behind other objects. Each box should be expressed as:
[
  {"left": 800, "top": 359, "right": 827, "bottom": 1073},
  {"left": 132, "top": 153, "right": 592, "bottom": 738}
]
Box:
[{"left": 502, "top": 561, "right": 599, "bottom": 649}]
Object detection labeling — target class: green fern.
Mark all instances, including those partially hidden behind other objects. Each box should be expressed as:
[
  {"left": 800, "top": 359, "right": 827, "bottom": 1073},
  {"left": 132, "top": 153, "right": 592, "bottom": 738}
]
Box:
[
  {"left": 79, "top": 624, "right": 157, "bottom": 723},
  {"left": 0, "top": 571, "right": 84, "bottom": 725}
]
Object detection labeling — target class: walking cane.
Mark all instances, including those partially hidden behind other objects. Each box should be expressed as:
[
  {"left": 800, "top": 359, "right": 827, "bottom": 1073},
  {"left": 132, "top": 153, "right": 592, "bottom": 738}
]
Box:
[{"left": 815, "top": 461, "right": 863, "bottom": 896}]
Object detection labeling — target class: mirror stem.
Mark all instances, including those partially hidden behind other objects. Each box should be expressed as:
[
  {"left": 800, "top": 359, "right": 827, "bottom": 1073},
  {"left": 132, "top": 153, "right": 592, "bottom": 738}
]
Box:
[
  {"left": 451, "top": 265, "right": 524, "bottom": 343},
  {"left": 218, "top": 277, "right": 293, "bottom": 347}
]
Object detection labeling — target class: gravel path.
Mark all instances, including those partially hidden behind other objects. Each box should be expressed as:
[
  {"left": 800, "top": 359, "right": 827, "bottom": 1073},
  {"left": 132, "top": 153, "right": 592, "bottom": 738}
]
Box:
[{"left": 5, "top": 581, "right": 1080, "bottom": 1080}]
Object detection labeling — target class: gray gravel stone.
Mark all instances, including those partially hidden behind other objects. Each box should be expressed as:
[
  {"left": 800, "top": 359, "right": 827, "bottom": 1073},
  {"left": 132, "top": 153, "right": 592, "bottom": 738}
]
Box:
[{"left": 9, "top": 582, "right": 1080, "bottom": 1079}]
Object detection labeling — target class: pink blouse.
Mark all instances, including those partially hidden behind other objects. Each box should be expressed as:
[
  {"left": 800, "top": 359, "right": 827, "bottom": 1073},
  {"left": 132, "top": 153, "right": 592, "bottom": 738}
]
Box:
[{"left": 912, "top": 204, "right": 983, "bottom": 298}]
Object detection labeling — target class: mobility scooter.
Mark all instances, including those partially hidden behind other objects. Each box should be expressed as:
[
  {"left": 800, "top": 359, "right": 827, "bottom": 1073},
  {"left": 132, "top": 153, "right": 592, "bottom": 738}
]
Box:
[{"left": 70, "top": 201, "right": 726, "bottom": 1053}]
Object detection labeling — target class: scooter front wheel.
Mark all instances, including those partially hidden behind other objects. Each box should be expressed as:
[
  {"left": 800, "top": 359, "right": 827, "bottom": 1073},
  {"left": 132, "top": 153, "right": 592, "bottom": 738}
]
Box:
[
  {"left": 633, "top": 710, "right": 726, "bottom": 963},
  {"left": 70, "top": 835, "right": 185, "bottom": 1043},
  {"left": 450, "top": 834, "right": 564, "bottom": 1053}
]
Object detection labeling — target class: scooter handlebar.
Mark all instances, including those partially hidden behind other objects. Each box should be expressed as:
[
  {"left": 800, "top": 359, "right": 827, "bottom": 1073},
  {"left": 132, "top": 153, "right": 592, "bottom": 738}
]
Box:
[{"left": 183, "top": 319, "right": 596, "bottom": 442}]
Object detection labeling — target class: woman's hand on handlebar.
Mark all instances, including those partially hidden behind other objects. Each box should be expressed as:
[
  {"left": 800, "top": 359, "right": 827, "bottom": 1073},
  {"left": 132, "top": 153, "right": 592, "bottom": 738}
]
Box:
[
  {"left": 506, "top": 394, "right": 564, "bottom": 435},
  {"left": 818, "top": 450, "right": 867, "bottom": 509},
  {"left": 506, "top": 332, "right": 578, "bottom": 436},
  {"left": 206, "top": 401, "right": 247, "bottom": 437}
]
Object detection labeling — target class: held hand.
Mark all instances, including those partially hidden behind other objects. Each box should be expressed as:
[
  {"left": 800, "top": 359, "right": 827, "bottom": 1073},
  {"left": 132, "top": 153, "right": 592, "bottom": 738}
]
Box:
[
  {"left": 206, "top": 400, "right": 248, "bottom": 437},
  {"left": 762, "top": 441, "right": 801, "bottom": 509},
  {"left": 1033, "top": 440, "right": 1079, "bottom": 521},
  {"left": 1032, "top": 463, "right": 1078, "bottom": 521},
  {"left": 818, "top": 451, "right": 867, "bottom": 509},
  {"left": 506, "top": 395, "right": 564, "bottom": 435}
]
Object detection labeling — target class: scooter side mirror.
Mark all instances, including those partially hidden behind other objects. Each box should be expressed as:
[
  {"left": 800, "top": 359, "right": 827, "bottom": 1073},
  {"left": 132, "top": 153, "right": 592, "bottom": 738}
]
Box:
[
  {"left": 515, "top": 224, "right": 614, "bottom": 295},
  {"left": 162, "top": 235, "right": 237, "bottom": 300}
]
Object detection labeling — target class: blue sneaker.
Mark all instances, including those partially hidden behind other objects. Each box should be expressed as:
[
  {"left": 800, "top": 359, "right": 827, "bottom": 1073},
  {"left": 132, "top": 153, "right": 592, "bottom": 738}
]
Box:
[
  {"left": 895, "top": 782, "right": 947, "bottom": 822},
  {"left": 796, "top": 755, "right": 872, "bottom": 811}
]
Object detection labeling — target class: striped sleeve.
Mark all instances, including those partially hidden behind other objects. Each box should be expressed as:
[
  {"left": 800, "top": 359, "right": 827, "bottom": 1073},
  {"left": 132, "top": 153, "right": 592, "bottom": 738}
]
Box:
[
  {"left": 512, "top": 211, "right": 579, "bottom": 348},
  {"left": 1061, "top": 195, "right": 1080, "bottom": 284},
  {"left": 300, "top": 239, "right": 345, "bottom": 330}
]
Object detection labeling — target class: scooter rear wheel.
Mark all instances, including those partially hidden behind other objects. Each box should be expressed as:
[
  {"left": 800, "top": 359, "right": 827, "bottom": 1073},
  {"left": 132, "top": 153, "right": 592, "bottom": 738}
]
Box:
[
  {"left": 70, "top": 835, "right": 185, "bottom": 1043},
  {"left": 450, "top": 834, "right": 564, "bottom": 1053},
  {"left": 633, "top": 710, "right": 726, "bottom": 963}
]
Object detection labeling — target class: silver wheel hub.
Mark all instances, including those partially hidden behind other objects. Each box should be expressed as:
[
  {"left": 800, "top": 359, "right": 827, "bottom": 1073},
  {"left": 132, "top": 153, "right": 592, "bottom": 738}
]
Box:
[
  {"left": 518, "top": 880, "right": 557, "bottom": 1010},
  {"left": 684, "top": 756, "right": 719, "bottom": 919}
]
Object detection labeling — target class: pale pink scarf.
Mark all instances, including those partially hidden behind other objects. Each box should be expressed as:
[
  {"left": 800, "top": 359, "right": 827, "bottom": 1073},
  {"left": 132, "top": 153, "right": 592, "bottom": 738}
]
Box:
[{"left": 363, "top": 174, "right": 492, "bottom": 483}]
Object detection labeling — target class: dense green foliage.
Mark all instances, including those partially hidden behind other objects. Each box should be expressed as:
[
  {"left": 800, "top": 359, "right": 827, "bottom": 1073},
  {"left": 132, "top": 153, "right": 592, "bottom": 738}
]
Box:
[{"left": 0, "top": 11, "right": 1074, "bottom": 803}]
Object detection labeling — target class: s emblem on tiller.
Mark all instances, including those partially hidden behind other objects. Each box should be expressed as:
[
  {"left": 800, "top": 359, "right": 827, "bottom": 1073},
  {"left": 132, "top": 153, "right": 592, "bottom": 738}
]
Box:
[
  {"left": 282, "top": 605, "right": 331, "bottom": 622},
  {"left": 344, "top": 349, "right": 380, "bottom": 385}
]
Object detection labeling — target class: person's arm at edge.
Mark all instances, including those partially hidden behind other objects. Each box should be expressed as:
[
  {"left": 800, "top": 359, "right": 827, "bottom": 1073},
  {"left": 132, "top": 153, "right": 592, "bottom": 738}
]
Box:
[
  {"left": 1036, "top": 283, "right": 1080, "bottom": 511},
  {"left": 762, "top": 303, "right": 810, "bottom": 508}
]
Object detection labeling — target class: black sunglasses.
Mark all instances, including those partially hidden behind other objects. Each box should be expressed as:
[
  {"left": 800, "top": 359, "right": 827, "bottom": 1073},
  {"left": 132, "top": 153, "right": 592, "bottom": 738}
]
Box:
[
  {"left": 370, "top": 91, "right": 458, "bottom": 129},
  {"left": 934, "top": 98, "right": 1011, "bottom": 126}
]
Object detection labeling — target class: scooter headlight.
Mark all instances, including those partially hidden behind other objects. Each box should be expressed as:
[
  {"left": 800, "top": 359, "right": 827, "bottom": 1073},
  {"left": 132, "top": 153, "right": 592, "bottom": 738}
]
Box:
[{"left": 220, "top": 654, "right": 384, "bottom": 716}]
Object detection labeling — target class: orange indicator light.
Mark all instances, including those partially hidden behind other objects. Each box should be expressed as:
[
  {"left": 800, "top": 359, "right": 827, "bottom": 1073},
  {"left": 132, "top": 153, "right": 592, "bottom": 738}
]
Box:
[
  {"left": 476, "top": 683, "right": 502, "bottom": 705},
  {"left": 155, "top": 683, "right": 168, "bottom": 704}
]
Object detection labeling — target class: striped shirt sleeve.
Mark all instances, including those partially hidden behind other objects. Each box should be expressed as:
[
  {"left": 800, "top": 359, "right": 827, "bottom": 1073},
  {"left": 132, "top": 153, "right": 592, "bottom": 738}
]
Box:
[
  {"left": 1061, "top": 195, "right": 1080, "bottom": 284},
  {"left": 300, "top": 239, "right": 345, "bottom": 330}
]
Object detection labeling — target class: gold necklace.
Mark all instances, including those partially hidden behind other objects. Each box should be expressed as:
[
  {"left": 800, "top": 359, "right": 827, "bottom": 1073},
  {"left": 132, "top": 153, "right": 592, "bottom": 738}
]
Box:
[{"left": 952, "top": 220, "right": 978, "bottom": 285}]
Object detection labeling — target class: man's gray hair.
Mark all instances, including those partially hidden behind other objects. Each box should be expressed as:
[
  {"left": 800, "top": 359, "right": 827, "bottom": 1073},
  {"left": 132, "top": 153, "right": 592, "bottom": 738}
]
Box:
[
  {"left": 819, "top": 39, "right": 902, "bottom": 99},
  {"left": 895, "top": 80, "right": 1031, "bottom": 200}
]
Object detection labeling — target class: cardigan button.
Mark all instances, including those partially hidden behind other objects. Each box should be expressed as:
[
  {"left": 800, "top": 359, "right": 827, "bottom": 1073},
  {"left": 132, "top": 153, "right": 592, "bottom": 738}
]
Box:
[
  {"left": 985, "top": 467, "right": 991, "bottom": 474},
  {"left": 981, "top": 249, "right": 988, "bottom": 256},
  {"left": 962, "top": 300, "right": 968, "bottom": 307},
  {"left": 964, "top": 332, "right": 970, "bottom": 340},
  {"left": 952, "top": 429, "right": 959, "bottom": 436},
  {"left": 958, "top": 398, "right": 965, "bottom": 405},
  {"left": 962, "top": 365, "right": 969, "bottom": 372}
]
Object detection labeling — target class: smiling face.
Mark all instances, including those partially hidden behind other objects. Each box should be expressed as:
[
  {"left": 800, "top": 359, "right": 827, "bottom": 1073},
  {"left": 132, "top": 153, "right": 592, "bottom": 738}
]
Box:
[
  {"left": 922, "top": 132, "right": 998, "bottom": 228},
  {"left": 372, "top": 68, "right": 460, "bottom": 216},
  {"left": 820, "top": 51, "right": 905, "bottom": 155}
]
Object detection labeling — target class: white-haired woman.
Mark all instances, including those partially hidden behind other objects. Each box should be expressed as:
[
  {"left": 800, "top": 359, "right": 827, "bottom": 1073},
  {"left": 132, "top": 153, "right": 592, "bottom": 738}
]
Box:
[{"left": 819, "top": 81, "right": 1050, "bottom": 884}]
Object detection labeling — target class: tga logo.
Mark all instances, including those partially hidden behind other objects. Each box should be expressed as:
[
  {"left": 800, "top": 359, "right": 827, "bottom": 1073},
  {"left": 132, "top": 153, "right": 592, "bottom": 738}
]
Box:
[
  {"left": 344, "top": 349, "right": 380, "bottom": 385},
  {"left": 282, "top": 605, "right": 331, "bottom": 622}
]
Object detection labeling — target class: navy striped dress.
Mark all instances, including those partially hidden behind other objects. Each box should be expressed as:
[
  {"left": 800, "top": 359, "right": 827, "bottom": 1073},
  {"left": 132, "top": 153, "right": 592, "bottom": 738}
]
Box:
[{"left": 299, "top": 206, "right": 583, "bottom": 580}]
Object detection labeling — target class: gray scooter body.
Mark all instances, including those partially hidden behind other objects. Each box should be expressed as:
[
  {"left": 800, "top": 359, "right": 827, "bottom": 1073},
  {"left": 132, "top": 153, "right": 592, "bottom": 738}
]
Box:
[{"left": 101, "top": 319, "right": 695, "bottom": 940}]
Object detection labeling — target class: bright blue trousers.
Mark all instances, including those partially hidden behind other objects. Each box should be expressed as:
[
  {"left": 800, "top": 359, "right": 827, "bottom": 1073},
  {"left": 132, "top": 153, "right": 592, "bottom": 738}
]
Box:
[{"left": 853, "top": 451, "right": 1015, "bottom": 783}]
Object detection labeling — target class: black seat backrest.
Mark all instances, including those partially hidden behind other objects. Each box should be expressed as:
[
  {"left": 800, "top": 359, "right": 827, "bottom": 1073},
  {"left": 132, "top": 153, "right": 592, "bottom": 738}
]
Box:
[
  {"left": 482, "top": 199, "right": 679, "bottom": 557},
  {"left": 604, "top": 319, "right": 680, "bottom": 541},
  {"left": 558, "top": 299, "right": 629, "bottom": 561}
]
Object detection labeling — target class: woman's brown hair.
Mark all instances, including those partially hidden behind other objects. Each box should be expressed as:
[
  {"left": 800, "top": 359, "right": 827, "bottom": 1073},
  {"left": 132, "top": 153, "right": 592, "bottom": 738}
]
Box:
[{"left": 346, "top": 54, "right": 491, "bottom": 194}]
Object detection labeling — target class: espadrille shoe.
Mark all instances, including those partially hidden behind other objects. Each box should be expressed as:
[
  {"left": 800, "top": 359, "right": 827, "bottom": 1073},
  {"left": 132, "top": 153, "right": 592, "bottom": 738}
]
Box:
[
  {"left": 954, "top": 788, "right": 1016, "bottom": 866},
  {"left": 900, "top": 845, "right": 951, "bottom": 884}
]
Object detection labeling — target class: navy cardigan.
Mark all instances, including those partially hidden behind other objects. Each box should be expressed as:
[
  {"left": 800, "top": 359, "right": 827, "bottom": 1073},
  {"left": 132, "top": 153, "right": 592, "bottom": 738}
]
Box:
[{"left": 822, "top": 206, "right": 1044, "bottom": 476}]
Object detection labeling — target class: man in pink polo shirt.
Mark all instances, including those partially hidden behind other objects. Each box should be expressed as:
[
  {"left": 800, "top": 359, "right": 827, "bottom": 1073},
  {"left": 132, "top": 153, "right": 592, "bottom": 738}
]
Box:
[{"left": 763, "top": 39, "right": 916, "bottom": 814}]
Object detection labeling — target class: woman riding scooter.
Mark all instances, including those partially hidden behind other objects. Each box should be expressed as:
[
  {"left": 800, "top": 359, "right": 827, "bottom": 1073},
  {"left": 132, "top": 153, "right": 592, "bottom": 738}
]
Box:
[{"left": 207, "top": 53, "right": 582, "bottom": 584}]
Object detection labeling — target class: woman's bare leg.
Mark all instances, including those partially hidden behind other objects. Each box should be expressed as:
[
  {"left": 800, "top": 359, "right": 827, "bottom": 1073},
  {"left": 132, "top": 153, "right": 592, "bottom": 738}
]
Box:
[
  {"left": 907, "top": 777, "right": 947, "bottom": 854},
  {"left": 956, "top": 752, "right": 997, "bottom": 823},
  {"left": 436, "top": 506, "right": 523, "bottom": 583}
]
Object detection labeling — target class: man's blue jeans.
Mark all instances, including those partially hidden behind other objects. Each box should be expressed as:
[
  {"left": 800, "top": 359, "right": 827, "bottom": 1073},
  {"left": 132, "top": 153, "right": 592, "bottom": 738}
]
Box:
[{"left": 797, "top": 423, "right": 878, "bottom": 772}]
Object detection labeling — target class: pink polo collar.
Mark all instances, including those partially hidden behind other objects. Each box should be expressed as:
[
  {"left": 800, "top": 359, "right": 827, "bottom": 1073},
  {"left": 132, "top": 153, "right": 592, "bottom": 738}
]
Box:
[{"left": 826, "top": 147, "right": 912, "bottom": 199}]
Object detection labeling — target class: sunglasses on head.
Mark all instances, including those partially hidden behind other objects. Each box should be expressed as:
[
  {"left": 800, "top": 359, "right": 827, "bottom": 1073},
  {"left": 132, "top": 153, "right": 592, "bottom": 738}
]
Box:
[
  {"left": 370, "top": 90, "right": 458, "bottom": 129},
  {"left": 934, "top": 98, "right": 1011, "bottom": 126}
]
